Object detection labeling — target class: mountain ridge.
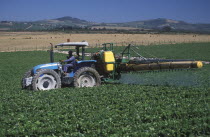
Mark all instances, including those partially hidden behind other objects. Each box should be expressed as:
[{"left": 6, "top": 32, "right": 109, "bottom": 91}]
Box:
[{"left": 1, "top": 16, "right": 210, "bottom": 33}]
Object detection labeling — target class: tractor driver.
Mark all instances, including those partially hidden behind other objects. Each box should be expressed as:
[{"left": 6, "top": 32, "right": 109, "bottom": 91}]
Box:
[{"left": 60, "top": 50, "right": 76, "bottom": 74}]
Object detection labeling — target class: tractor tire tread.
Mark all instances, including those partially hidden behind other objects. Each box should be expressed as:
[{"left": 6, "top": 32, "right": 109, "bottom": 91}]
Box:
[
  {"left": 31, "top": 69, "right": 61, "bottom": 91},
  {"left": 73, "top": 67, "right": 101, "bottom": 88}
]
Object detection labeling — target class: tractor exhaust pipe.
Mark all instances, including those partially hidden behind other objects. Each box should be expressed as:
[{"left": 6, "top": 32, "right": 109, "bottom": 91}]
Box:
[{"left": 50, "top": 43, "right": 54, "bottom": 63}]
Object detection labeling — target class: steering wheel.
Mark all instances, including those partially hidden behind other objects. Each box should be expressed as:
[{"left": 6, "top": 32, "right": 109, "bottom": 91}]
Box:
[{"left": 59, "top": 60, "right": 65, "bottom": 65}]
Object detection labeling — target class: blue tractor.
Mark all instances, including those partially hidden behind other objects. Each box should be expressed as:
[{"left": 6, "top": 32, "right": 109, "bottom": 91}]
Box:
[
  {"left": 22, "top": 41, "right": 203, "bottom": 91},
  {"left": 22, "top": 42, "right": 103, "bottom": 91}
]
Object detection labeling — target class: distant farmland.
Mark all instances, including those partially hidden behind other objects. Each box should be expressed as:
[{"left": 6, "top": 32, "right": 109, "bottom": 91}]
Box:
[{"left": 0, "top": 31, "right": 210, "bottom": 51}]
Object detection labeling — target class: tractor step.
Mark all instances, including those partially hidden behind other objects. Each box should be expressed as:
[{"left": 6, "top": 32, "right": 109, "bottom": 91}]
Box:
[{"left": 62, "top": 77, "right": 73, "bottom": 85}]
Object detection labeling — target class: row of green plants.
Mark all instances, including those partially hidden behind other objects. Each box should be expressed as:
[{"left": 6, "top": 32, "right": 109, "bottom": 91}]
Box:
[
  {"left": 0, "top": 42, "right": 209, "bottom": 136},
  {"left": 1, "top": 84, "right": 209, "bottom": 136}
]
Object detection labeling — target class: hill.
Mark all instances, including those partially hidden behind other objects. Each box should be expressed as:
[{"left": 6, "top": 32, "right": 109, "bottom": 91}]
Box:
[
  {"left": 0, "top": 16, "right": 95, "bottom": 31},
  {"left": 114, "top": 18, "right": 210, "bottom": 33},
  {"left": 0, "top": 16, "right": 210, "bottom": 33},
  {"left": 36, "top": 16, "right": 94, "bottom": 26}
]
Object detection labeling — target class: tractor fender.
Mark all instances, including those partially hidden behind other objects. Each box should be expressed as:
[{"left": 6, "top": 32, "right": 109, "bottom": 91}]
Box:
[
  {"left": 71, "top": 60, "right": 97, "bottom": 77},
  {"left": 33, "top": 62, "right": 61, "bottom": 74},
  {"left": 76, "top": 60, "right": 96, "bottom": 68}
]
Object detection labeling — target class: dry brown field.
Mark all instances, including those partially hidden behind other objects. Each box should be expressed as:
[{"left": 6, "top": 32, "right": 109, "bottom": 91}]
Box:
[{"left": 0, "top": 31, "right": 210, "bottom": 51}]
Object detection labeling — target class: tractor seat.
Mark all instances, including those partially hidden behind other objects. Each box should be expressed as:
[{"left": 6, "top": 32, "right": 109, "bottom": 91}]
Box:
[
  {"left": 67, "top": 67, "right": 74, "bottom": 73},
  {"left": 66, "top": 61, "right": 78, "bottom": 73}
]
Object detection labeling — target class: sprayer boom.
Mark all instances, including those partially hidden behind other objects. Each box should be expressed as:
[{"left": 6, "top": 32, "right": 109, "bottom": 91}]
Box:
[
  {"left": 92, "top": 43, "right": 204, "bottom": 82},
  {"left": 120, "top": 61, "right": 203, "bottom": 72}
]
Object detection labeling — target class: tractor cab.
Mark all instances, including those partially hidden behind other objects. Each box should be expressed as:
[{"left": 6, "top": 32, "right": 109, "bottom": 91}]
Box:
[
  {"left": 53, "top": 42, "right": 88, "bottom": 75},
  {"left": 54, "top": 41, "right": 88, "bottom": 60},
  {"left": 53, "top": 41, "right": 96, "bottom": 73}
]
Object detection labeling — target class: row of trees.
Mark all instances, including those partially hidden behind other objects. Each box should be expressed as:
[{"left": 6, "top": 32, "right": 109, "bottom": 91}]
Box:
[{"left": 3, "top": 23, "right": 209, "bottom": 34}]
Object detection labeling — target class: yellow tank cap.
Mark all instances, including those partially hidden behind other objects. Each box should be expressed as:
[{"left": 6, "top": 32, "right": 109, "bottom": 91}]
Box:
[{"left": 196, "top": 61, "right": 203, "bottom": 68}]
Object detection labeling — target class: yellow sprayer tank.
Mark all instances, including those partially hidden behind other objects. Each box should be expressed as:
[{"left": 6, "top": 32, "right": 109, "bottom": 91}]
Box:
[{"left": 103, "top": 51, "right": 115, "bottom": 72}]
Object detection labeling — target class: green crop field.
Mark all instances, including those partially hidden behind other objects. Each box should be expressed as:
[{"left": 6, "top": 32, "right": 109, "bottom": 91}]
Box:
[{"left": 0, "top": 43, "right": 210, "bottom": 136}]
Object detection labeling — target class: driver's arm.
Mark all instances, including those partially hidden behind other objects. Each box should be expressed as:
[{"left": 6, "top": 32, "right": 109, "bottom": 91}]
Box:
[{"left": 64, "top": 56, "right": 75, "bottom": 62}]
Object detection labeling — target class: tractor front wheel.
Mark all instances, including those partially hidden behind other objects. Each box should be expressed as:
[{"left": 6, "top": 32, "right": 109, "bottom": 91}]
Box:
[
  {"left": 74, "top": 67, "right": 101, "bottom": 87},
  {"left": 32, "top": 69, "right": 61, "bottom": 91}
]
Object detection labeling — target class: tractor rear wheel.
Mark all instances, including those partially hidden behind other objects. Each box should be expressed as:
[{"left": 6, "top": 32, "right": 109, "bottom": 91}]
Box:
[
  {"left": 32, "top": 69, "right": 61, "bottom": 91},
  {"left": 74, "top": 67, "right": 101, "bottom": 87},
  {"left": 21, "top": 68, "right": 32, "bottom": 90}
]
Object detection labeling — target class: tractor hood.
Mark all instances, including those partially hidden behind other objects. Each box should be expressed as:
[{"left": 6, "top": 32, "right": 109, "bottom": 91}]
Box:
[{"left": 33, "top": 62, "right": 60, "bottom": 74}]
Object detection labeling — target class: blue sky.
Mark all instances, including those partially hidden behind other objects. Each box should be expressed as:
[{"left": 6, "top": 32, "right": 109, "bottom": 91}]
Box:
[{"left": 0, "top": 0, "right": 210, "bottom": 23}]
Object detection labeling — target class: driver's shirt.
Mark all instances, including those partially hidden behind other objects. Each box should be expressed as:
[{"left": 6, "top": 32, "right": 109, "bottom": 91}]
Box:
[{"left": 64, "top": 56, "right": 76, "bottom": 66}]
